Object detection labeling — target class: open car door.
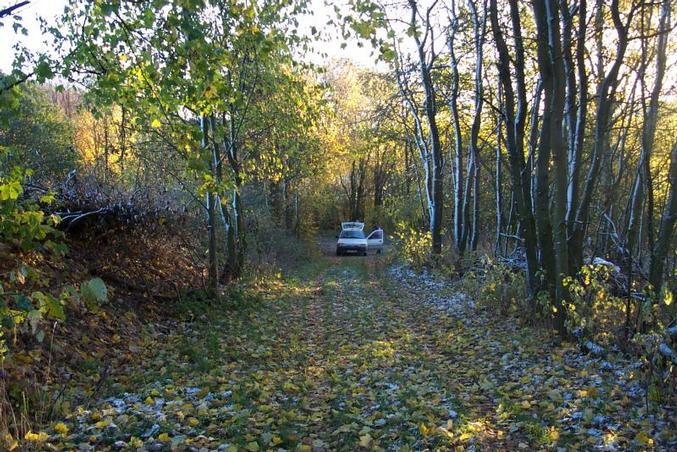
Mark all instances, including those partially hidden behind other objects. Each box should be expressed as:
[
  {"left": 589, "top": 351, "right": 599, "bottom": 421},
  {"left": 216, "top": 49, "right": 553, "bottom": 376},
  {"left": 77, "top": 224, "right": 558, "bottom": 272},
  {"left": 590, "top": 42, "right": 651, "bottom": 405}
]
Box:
[{"left": 367, "top": 228, "right": 384, "bottom": 253}]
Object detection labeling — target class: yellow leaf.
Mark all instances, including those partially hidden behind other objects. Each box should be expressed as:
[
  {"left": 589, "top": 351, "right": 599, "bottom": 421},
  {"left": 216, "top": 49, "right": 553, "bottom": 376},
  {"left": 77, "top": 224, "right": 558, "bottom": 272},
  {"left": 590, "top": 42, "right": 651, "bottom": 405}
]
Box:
[
  {"left": 145, "top": 396, "right": 154, "bottom": 405},
  {"left": 299, "top": 446, "right": 311, "bottom": 452},
  {"left": 459, "top": 432, "right": 472, "bottom": 442},
  {"left": 4, "top": 434, "right": 18, "bottom": 451},
  {"left": 158, "top": 432, "right": 170, "bottom": 442},
  {"left": 359, "top": 434, "right": 372, "bottom": 447},
  {"left": 520, "top": 400, "right": 531, "bottom": 409},
  {"left": 189, "top": 417, "right": 199, "bottom": 426},
  {"left": 24, "top": 431, "right": 48, "bottom": 442},
  {"left": 203, "top": 85, "right": 217, "bottom": 99},
  {"left": 438, "top": 426, "right": 454, "bottom": 440},
  {"left": 635, "top": 431, "right": 653, "bottom": 446},
  {"left": 95, "top": 418, "right": 112, "bottom": 429},
  {"left": 282, "top": 382, "right": 299, "bottom": 392},
  {"left": 151, "top": 118, "right": 162, "bottom": 128},
  {"left": 54, "top": 422, "right": 69, "bottom": 435},
  {"left": 129, "top": 437, "right": 143, "bottom": 447},
  {"left": 247, "top": 441, "right": 260, "bottom": 451},
  {"left": 664, "top": 287, "right": 673, "bottom": 306}
]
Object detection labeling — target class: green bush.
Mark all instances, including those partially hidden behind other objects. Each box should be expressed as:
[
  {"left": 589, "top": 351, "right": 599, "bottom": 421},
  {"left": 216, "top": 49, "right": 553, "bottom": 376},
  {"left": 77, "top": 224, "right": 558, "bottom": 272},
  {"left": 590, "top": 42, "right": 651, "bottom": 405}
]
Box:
[
  {"left": 0, "top": 164, "right": 63, "bottom": 251},
  {"left": 0, "top": 83, "right": 77, "bottom": 184},
  {"left": 561, "top": 264, "right": 618, "bottom": 336},
  {"left": 0, "top": 162, "right": 107, "bottom": 357},
  {"left": 1, "top": 162, "right": 111, "bottom": 440},
  {"left": 1, "top": 164, "right": 65, "bottom": 355}
]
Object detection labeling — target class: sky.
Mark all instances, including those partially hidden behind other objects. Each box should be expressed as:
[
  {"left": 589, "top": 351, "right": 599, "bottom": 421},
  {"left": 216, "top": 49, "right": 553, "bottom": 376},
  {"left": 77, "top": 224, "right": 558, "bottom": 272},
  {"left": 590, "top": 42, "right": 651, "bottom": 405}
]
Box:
[
  {"left": 0, "top": 0, "right": 67, "bottom": 72},
  {"left": 0, "top": 0, "right": 382, "bottom": 74}
]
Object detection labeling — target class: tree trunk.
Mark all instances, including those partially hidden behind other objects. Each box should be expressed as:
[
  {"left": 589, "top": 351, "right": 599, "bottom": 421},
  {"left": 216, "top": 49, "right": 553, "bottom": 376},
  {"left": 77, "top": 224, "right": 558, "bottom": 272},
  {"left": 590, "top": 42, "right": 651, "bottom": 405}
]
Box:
[
  {"left": 532, "top": 0, "right": 569, "bottom": 332},
  {"left": 490, "top": 0, "right": 539, "bottom": 296},
  {"left": 627, "top": 0, "right": 669, "bottom": 261},
  {"left": 495, "top": 82, "right": 503, "bottom": 255},
  {"left": 571, "top": 0, "right": 634, "bottom": 270},
  {"left": 221, "top": 107, "right": 246, "bottom": 279},
  {"left": 294, "top": 190, "right": 300, "bottom": 238},
  {"left": 409, "top": 0, "right": 443, "bottom": 255},
  {"left": 449, "top": 3, "right": 465, "bottom": 255},
  {"left": 467, "top": 0, "right": 487, "bottom": 252},
  {"left": 202, "top": 116, "right": 219, "bottom": 298},
  {"left": 649, "top": 140, "right": 677, "bottom": 291},
  {"left": 531, "top": 1, "right": 552, "bottom": 289},
  {"left": 565, "top": 0, "right": 588, "bottom": 250},
  {"left": 119, "top": 106, "right": 126, "bottom": 175}
]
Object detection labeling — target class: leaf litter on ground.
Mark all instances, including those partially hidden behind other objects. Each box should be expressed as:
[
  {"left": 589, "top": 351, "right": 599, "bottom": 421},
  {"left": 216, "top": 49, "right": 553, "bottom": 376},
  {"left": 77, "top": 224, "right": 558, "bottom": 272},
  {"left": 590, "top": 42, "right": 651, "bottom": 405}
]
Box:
[{"left": 27, "top": 255, "right": 676, "bottom": 451}]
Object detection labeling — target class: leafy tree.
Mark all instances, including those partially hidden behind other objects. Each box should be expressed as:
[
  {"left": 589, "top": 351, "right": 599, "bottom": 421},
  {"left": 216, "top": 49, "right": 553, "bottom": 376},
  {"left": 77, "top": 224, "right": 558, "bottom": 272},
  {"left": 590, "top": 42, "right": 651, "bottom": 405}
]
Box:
[
  {"left": 53, "top": 0, "right": 316, "bottom": 291},
  {"left": 0, "top": 83, "right": 76, "bottom": 184}
]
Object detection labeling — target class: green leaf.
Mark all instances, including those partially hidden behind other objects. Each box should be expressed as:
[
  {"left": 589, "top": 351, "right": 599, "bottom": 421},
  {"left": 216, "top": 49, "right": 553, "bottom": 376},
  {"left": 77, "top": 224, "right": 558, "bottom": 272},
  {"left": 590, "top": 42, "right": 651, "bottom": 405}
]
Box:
[
  {"left": 45, "top": 294, "right": 66, "bottom": 321},
  {"left": 27, "top": 309, "right": 42, "bottom": 333},
  {"left": 81, "top": 277, "right": 108, "bottom": 303},
  {"left": 35, "top": 61, "right": 54, "bottom": 81},
  {"left": 0, "top": 180, "right": 22, "bottom": 200},
  {"left": 15, "top": 295, "right": 33, "bottom": 311},
  {"left": 354, "top": 21, "right": 374, "bottom": 39}
]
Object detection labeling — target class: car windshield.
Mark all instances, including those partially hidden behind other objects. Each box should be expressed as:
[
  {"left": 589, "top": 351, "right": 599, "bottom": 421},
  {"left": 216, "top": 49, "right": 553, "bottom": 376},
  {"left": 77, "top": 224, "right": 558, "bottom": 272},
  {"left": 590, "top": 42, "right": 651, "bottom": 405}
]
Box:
[{"left": 340, "top": 230, "right": 365, "bottom": 239}]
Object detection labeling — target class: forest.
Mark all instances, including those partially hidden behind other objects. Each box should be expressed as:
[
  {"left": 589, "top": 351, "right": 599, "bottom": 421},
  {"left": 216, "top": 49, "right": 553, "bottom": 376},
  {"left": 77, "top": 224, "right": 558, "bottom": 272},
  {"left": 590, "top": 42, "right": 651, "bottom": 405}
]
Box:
[{"left": 1, "top": 0, "right": 676, "bottom": 450}]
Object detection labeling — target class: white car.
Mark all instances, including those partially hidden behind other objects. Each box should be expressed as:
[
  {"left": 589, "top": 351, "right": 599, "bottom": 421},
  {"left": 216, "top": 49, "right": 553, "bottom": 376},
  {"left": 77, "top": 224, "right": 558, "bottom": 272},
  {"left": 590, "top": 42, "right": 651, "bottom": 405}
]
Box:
[{"left": 336, "top": 222, "right": 384, "bottom": 256}]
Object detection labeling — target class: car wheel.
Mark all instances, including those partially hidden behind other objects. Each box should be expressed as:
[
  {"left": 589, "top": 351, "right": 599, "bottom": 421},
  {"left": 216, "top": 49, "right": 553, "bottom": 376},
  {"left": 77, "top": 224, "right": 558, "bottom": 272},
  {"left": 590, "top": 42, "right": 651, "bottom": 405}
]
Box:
[
  {"left": 376, "top": 249, "right": 382, "bottom": 254},
  {"left": 336, "top": 249, "right": 342, "bottom": 256},
  {"left": 363, "top": 251, "right": 368, "bottom": 256}
]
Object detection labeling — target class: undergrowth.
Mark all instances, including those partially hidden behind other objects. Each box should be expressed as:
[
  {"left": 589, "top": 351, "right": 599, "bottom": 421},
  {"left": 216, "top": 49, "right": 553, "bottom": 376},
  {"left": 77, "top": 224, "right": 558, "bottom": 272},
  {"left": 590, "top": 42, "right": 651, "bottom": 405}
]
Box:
[{"left": 0, "top": 168, "right": 205, "bottom": 447}]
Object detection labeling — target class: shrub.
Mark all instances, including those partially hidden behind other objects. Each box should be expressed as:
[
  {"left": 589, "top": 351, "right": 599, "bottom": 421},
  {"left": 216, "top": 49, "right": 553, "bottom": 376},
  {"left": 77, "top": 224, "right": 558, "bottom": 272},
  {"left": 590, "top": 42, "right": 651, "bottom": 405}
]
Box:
[
  {"left": 1, "top": 161, "right": 68, "bottom": 343},
  {"left": 393, "top": 223, "right": 432, "bottom": 269},
  {"left": 458, "top": 257, "right": 527, "bottom": 314},
  {"left": 561, "top": 264, "right": 624, "bottom": 339},
  {"left": 0, "top": 164, "right": 63, "bottom": 251},
  {"left": 1, "top": 161, "right": 109, "bottom": 440}
]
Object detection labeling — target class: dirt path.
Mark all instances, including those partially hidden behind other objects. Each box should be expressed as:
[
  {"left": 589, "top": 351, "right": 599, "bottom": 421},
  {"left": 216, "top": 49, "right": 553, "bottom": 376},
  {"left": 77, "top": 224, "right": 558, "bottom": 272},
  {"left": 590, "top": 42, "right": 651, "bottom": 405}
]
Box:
[{"left": 42, "top": 242, "right": 675, "bottom": 450}]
